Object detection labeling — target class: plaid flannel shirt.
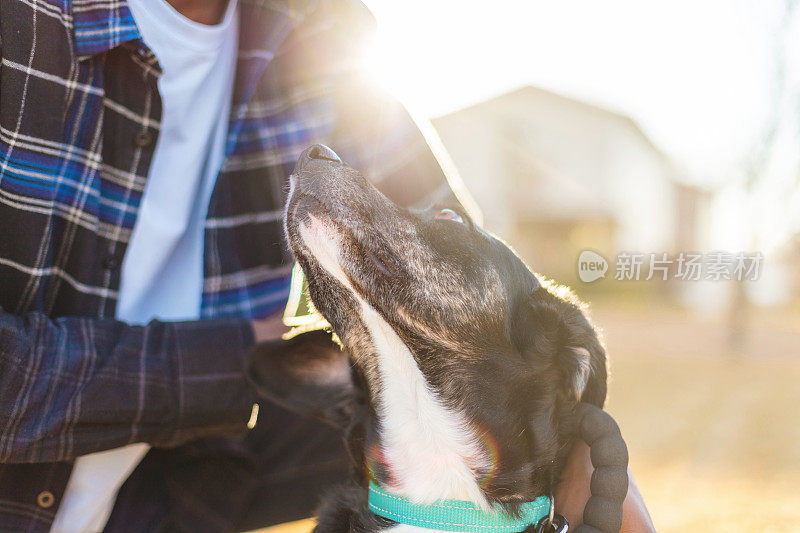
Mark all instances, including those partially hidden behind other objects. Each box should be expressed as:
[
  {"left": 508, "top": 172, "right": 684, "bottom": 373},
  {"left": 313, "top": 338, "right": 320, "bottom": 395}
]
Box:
[{"left": 0, "top": 0, "right": 458, "bottom": 528}]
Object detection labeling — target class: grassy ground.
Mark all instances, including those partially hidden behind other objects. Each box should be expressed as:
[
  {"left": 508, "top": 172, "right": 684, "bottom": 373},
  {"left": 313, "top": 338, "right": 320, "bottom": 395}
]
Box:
[{"left": 256, "top": 301, "right": 800, "bottom": 532}]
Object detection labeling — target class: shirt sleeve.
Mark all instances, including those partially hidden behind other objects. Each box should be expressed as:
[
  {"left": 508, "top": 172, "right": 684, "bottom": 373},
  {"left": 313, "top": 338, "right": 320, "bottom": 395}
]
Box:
[
  {"left": 313, "top": 1, "right": 481, "bottom": 219},
  {"left": 0, "top": 309, "right": 256, "bottom": 463},
  {"left": 330, "top": 73, "right": 482, "bottom": 221}
]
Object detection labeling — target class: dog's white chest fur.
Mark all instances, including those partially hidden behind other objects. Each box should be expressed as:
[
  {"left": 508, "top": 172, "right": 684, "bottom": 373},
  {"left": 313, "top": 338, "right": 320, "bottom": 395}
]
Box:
[
  {"left": 385, "top": 525, "right": 438, "bottom": 533},
  {"left": 359, "top": 303, "right": 488, "bottom": 506}
]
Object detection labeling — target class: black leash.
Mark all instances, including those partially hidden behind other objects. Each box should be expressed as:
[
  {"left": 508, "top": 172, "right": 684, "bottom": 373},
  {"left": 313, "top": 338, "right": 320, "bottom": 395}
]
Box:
[{"left": 536, "top": 403, "right": 629, "bottom": 533}]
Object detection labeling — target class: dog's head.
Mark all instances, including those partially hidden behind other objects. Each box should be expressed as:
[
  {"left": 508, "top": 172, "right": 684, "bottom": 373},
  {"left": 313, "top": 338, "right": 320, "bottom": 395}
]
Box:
[{"left": 251, "top": 144, "right": 607, "bottom": 507}]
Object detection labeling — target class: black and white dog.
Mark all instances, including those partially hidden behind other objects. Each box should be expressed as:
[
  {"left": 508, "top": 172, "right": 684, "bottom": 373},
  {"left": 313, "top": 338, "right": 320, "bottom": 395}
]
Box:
[{"left": 248, "top": 144, "right": 609, "bottom": 532}]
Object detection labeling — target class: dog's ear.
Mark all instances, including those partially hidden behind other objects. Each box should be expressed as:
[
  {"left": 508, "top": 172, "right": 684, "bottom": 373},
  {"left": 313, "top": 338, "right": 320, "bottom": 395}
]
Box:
[
  {"left": 246, "top": 330, "right": 355, "bottom": 428},
  {"left": 522, "top": 287, "right": 608, "bottom": 408},
  {"left": 559, "top": 322, "right": 607, "bottom": 408}
]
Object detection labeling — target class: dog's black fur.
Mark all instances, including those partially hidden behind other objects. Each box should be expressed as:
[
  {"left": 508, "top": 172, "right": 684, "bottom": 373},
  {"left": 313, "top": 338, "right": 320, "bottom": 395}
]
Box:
[{"left": 248, "top": 145, "right": 608, "bottom": 532}]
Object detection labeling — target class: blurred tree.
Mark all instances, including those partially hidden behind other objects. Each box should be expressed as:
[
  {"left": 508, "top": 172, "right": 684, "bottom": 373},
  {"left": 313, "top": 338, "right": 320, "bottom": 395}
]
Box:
[{"left": 728, "top": 0, "right": 800, "bottom": 350}]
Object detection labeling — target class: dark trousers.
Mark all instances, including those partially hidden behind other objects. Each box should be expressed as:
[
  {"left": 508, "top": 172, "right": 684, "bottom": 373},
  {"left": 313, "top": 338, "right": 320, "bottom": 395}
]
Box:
[{"left": 104, "top": 401, "right": 349, "bottom": 533}]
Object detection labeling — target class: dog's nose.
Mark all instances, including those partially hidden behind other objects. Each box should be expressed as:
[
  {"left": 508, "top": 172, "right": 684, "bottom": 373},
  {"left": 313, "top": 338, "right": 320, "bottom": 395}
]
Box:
[
  {"left": 298, "top": 144, "right": 341, "bottom": 169},
  {"left": 308, "top": 144, "right": 341, "bottom": 162}
]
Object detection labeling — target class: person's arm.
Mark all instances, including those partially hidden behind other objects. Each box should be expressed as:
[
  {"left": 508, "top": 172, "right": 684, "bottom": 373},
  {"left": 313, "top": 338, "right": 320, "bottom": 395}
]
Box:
[
  {"left": 263, "top": 0, "right": 477, "bottom": 215},
  {"left": 555, "top": 441, "right": 656, "bottom": 532},
  {"left": 0, "top": 308, "right": 256, "bottom": 464},
  {"left": 305, "top": 1, "right": 478, "bottom": 215},
  {"left": 330, "top": 73, "right": 481, "bottom": 218}
]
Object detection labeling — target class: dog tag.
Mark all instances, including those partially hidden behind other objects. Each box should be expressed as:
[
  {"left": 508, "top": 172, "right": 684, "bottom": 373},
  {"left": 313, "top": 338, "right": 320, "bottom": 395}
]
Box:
[{"left": 535, "top": 514, "right": 568, "bottom": 533}]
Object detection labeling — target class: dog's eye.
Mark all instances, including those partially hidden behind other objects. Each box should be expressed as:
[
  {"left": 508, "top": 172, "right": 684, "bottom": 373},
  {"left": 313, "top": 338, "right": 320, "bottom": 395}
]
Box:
[{"left": 434, "top": 209, "right": 464, "bottom": 223}]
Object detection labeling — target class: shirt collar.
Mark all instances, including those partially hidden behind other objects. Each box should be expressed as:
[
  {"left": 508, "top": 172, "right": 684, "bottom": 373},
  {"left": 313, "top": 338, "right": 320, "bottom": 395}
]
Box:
[
  {"left": 72, "top": 0, "right": 142, "bottom": 58},
  {"left": 71, "top": 0, "right": 318, "bottom": 60}
]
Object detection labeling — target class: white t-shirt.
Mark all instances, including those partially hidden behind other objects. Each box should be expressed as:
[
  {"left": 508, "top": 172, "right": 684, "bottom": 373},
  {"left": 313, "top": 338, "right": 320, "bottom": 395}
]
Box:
[{"left": 50, "top": 0, "right": 239, "bottom": 530}]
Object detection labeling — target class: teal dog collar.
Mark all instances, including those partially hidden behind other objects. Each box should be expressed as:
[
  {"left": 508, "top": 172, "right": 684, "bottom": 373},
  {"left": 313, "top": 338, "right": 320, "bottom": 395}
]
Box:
[{"left": 367, "top": 481, "right": 550, "bottom": 532}]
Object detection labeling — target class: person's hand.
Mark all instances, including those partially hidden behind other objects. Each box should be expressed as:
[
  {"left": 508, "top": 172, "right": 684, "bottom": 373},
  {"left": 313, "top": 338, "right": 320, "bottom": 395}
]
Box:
[
  {"left": 251, "top": 313, "right": 290, "bottom": 344},
  {"left": 555, "top": 441, "right": 656, "bottom": 532}
]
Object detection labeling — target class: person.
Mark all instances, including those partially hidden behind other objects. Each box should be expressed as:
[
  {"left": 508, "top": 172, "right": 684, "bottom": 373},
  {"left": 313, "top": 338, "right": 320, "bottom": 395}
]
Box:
[{"left": 0, "top": 0, "right": 655, "bottom": 530}]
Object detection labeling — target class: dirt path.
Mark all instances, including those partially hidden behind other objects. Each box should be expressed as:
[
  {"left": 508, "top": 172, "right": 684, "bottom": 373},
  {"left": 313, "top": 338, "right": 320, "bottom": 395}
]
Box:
[{"left": 596, "top": 303, "right": 800, "bottom": 531}]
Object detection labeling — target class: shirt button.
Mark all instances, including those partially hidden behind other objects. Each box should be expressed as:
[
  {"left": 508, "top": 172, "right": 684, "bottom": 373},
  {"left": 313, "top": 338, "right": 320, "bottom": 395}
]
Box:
[
  {"left": 102, "top": 255, "right": 120, "bottom": 270},
  {"left": 133, "top": 130, "right": 153, "bottom": 148},
  {"left": 37, "top": 491, "right": 55, "bottom": 509}
]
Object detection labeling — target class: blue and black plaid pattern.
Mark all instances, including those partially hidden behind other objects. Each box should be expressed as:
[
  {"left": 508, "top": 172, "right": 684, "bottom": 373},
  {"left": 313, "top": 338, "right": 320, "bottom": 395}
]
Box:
[{"left": 0, "top": 0, "right": 457, "bottom": 529}]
